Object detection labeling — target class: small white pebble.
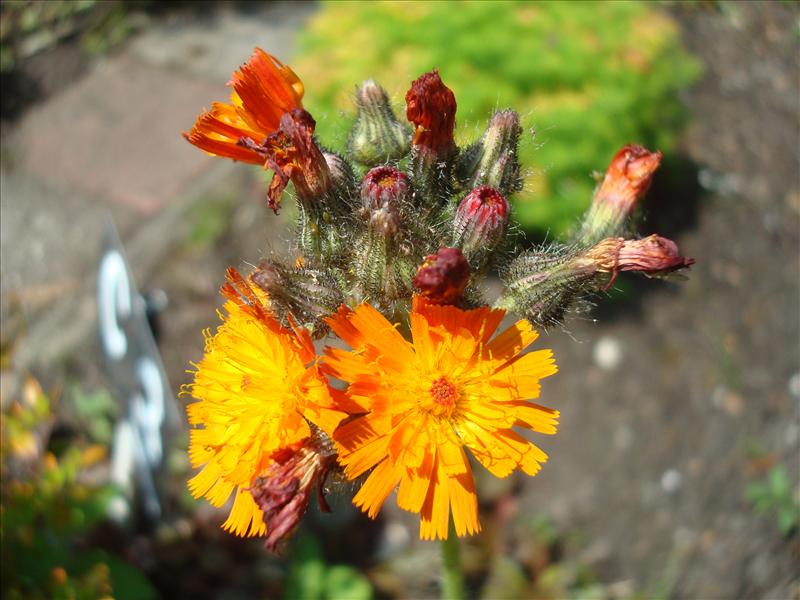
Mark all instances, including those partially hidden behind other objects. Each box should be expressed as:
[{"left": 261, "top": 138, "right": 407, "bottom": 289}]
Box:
[
  {"left": 383, "top": 521, "right": 410, "bottom": 550},
  {"left": 788, "top": 372, "right": 800, "bottom": 400},
  {"left": 107, "top": 496, "right": 130, "bottom": 522},
  {"left": 661, "top": 469, "right": 683, "bottom": 495},
  {"left": 593, "top": 336, "right": 622, "bottom": 371}
]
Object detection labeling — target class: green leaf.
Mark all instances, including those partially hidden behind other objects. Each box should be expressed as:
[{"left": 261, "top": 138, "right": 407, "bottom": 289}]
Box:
[{"left": 324, "top": 565, "right": 372, "bottom": 600}]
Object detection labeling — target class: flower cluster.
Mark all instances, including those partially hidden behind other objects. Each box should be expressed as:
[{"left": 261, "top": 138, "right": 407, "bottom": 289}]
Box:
[{"left": 183, "top": 48, "right": 693, "bottom": 549}]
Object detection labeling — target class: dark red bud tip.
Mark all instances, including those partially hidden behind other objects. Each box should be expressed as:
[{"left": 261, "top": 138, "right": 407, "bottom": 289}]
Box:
[
  {"left": 413, "top": 247, "right": 471, "bottom": 305},
  {"left": 457, "top": 185, "right": 510, "bottom": 224},
  {"left": 595, "top": 145, "right": 663, "bottom": 214},
  {"left": 405, "top": 70, "right": 457, "bottom": 154},
  {"left": 362, "top": 165, "right": 409, "bottom": 202}
]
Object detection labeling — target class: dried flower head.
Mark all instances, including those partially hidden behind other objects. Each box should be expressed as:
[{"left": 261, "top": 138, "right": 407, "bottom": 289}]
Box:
[{"left": 413, "top": 247, "right": 471, "bottom": 305}]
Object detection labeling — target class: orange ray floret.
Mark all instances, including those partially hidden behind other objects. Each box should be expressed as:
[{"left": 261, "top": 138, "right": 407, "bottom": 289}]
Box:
[
  {"left": 186, "top": 270, "right": 346, "bottom": 538},
  {"left": 183, "top": 48, "right": 304, "bottom": 164},
  {"left": 324, "top": 296, "right": 559, "bottom": 540}
]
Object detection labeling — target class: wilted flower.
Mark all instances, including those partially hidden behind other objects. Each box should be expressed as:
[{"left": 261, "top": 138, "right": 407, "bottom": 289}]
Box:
[
  {"left": 249, "top": 427, "right": 336, "bottom": 551},
  {"left": 324, "top": 297, "right": 558, "bottom": 540},
  {"left": 413, "top": 247, "right": 471, "bottom": 305},
  {"left": 584, "top": 235, "right": 696, "bottom": 279},
  {"left": 183, "top": 48, "right": 303, "bottom": 164},
  {"left": 247, "top": 108, "right": 332, "bottom": 213}
]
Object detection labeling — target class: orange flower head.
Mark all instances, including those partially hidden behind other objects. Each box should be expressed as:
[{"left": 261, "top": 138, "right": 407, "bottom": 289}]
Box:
[
  {"left": 185, "top": 268, "right": 347, "bottom": 538},
  {"left": 324, "top": 296, "right": 559, "bottom": 540},
  {"left": 182, "top": 48, "right": 304, "bottom": 165}
]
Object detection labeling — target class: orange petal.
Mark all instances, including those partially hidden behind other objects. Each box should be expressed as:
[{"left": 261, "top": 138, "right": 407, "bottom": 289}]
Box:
[{"left": 353, "top": 458, "right": 403, "bottom": 519}]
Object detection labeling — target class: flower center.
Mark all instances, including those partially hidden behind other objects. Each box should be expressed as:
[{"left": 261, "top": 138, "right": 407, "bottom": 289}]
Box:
[{"left": 428, "top": 376, "right": 459, "bottom": 416}]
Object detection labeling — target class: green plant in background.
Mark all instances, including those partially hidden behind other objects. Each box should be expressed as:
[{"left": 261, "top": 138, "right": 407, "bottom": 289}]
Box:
[
  {"left": 294, "top": 0, "right": 700, "bottom": 237},
  {"left": 284, "top": 534, "right": 373, "bottom": 600},
  {"left": 746, "top": 464, "right": 800, "bottom": 537},
  {"left": 1, "top": 378, "right": 156, "bottom": 600}
]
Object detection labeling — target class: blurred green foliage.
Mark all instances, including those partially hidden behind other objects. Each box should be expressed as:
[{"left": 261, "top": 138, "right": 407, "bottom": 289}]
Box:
[
  {"left": 746, "top": 464, "right": 800, "bottom": 537},
  {"left": 295, "top": 0, "right": 700, "bottom": 237},
  {"left": 1, "top": 378, "right": 156, "bottom": 600},
  {"left": 284, "top": 534, "right": 373, "bottom": 600}
]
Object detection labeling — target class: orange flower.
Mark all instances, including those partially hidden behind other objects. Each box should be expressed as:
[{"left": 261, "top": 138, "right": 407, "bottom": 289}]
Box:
[
  {"left": 324, "top": 296, "right": 558, "bottom": 540},
  {"left": 183, "top": 48, "right": 304, "bottom": 165},
  {"left": 186, "top": 269, "right": 346, "bottom": 538}
]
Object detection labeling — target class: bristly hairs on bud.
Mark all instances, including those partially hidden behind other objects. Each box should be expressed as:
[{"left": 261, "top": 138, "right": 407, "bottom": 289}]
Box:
[
  {"left": 251, "top": 259, "right": 345, "bottom": 338},
  {"left": 405, "top": 70, "right": 459, "bottom": 213},
  {"left": 456, "top": 110, "right": 524, "bottom": 197},
  {"left": 348, "top": 80, "right": 411, "bottom": 167}
]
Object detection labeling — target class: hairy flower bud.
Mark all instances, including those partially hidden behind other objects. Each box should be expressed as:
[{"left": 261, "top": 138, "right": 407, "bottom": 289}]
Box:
[
  {"left": 452, "top": 186, "right": 510, "bottom": 270},
  {"left": 578, "top": 144, "right": 663, "bottom": 243},
  {"left": 406, "top": 70, "right": 458, "bottom": 204},
  {"left": 413, "top": 247, "right": 471, "bottom": 305},
  {"left": 323, "top": 151, "right": 358, "bottom": 210},
  {"left": 361, "top": 166, "right": 409, "bottom": 236},
  {"left": 250, "top": 261, "right": 344, "bottom": 337},
  {"left": 249, "top": 428, "right": 336, "bottom": 552},
  {"left": 349, "top": 80, "right": 411, "bottom": 167},
  {"left": 353, "top": 166, "right": 416, "bottom": 306},
  {"left": 498, "top": 233, "right": 694, "bottom": 326},
  {"left": 406, "top": 70, "right": 457, "bottom": 158},
  {"left": 457, "top": 110, "right": 523, "bottom": 196}
]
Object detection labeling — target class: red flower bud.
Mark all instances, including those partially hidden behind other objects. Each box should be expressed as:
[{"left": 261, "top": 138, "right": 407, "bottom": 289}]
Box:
[
  {"left": 596, "top": 145, "right": 662, "bottom": 213},
  {"left": 578, "top": 144, "right": 663, "bottom": 243},
  {"left": 361, "top": 166, "right": 409, "bottom": 235},
  {"left": 413, "top": 247, "right": 471, "bottom": 305},
  {"left": 453, "top": 186, "right": 510, "bottom": 268},
  {"left": 405, "top": 70, "right": 457, "bottom": 158}
]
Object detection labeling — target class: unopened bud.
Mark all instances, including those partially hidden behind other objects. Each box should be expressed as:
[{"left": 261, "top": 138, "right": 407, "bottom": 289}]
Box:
[
  {"left": 250, "top": 428, "right": 336, "bottom": 552},
  {"left": 578, "top": 144, "right": 662, "bottom": 243},
  {"left": 361, "top": 166, "right": 409, "bottom": 236},
  {"left": 323, "top": 151, "right": 358, "bottom": 210},
  {"left": 354, "top": 167, "right": 415, "bottom": 306},
  {"left": 251, "top": 261, "right": 344, "bottom": 337},
  {"left": 413, "top": 247, "right": 471, "bottom": 305},
  {"left": 453, "top": 186, "right": 510, "bottom": 270},
  {"left": 349, "top": 80, "right": 411, "bottom": 167},
  {"left": 406, "top": 70, "right": 458, "bottom": 204},
  {"left": 457, "top": 110, "right": 523, "bottom": 196},
  {"left": 406, "top": 70, "right": 457, "bottom": 158}
]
